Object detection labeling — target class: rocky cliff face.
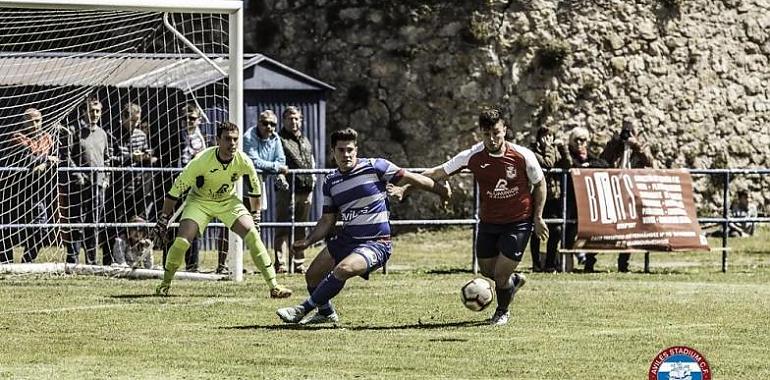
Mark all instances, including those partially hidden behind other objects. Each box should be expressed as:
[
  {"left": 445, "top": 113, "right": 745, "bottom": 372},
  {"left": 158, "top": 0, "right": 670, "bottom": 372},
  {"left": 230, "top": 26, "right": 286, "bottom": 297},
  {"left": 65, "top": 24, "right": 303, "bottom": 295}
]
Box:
[{"left": 246, "top": 0, "right": 770, "bottom": 218}]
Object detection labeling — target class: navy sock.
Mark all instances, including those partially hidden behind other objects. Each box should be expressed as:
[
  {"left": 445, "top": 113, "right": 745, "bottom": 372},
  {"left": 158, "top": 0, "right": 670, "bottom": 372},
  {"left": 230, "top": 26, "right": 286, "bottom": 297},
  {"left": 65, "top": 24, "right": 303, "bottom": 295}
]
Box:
[
  {"left": 304, "top": 273, "right": 346, "bottom": 311},
  {"left": 495, "top": 283, "right": 514, "bottom": 313},
  {"left": 308, "top": 285, "right": 335, "bottom": 316}
]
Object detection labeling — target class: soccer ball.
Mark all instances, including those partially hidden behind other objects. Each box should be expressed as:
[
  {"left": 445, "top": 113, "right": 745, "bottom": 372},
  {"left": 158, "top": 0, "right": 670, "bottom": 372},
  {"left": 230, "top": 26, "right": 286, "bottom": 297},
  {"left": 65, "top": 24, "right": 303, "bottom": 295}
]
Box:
[{"left": 460, "top": 278, "right": 494, "bottom": 311}]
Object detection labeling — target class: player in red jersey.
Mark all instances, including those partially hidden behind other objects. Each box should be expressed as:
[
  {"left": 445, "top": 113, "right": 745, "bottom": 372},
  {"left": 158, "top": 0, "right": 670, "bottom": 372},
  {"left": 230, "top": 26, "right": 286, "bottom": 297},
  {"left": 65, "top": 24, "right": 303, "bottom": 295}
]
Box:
[{"left": 391, "top": 107, "right": 548, "bottom": 325}]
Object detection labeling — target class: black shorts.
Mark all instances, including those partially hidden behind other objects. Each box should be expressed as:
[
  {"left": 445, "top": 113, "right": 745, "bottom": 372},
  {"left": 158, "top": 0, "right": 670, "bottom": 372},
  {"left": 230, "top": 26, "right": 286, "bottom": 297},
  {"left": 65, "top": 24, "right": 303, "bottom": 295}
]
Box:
[{"left": 476, "top": 221, "right": 533, "bottom": 261}]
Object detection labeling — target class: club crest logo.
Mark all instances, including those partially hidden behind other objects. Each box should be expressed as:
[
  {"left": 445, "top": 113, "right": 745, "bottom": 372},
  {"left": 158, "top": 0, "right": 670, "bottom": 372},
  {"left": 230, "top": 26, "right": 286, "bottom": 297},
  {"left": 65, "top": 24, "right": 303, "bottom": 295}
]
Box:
[
  {"left": 230, "top": 173, "right": 238, "bottom": 182},
  {"left": 505, "top": 165, "right": 516, "bottom": 179},
  {"left": 648, "top": 346, "right": 711, "bottom": 380}
]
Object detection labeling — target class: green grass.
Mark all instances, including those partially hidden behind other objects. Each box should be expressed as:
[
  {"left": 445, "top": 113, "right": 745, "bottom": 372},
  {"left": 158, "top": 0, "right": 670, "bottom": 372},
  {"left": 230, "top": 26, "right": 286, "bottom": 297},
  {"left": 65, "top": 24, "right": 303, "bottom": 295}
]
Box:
[{"left": 1, "top": 227, "right": 770, "bottom": 379}]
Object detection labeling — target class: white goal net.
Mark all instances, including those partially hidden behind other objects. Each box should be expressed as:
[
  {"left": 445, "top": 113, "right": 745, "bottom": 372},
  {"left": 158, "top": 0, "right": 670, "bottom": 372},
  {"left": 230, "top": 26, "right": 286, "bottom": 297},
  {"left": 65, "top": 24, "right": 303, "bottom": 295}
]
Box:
[{"left": 0, "top": 1, "right": 243, "bottom": 277}]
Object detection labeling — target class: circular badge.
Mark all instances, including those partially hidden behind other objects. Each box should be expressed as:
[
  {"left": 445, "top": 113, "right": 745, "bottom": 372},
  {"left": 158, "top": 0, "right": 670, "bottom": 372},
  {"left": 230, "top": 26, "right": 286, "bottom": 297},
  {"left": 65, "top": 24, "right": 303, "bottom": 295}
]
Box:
[{"left": 648, "top": 346, "right": 711, "bottom": 380}]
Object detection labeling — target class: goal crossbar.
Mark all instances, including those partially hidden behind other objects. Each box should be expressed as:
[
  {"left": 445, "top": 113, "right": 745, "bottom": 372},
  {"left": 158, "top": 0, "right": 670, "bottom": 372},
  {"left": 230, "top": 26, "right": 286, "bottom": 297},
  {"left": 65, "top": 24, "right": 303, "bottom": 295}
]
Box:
[{"left": 0, "top": 0, "right": 242, "bottom": 13}]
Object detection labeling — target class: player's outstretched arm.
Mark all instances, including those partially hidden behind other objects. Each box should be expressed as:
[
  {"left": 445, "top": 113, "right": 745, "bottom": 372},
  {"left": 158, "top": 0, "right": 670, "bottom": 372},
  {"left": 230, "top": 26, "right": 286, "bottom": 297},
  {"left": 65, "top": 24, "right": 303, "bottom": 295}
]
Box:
[
  {"left": 388, "top": 165, "right": 451, "bottom": 201},
  {"left": 293, "top": 213, "right": 336, "bottom": 251},
  {"left": 396, "top": 170, "right": 451, "bottom": 202}
]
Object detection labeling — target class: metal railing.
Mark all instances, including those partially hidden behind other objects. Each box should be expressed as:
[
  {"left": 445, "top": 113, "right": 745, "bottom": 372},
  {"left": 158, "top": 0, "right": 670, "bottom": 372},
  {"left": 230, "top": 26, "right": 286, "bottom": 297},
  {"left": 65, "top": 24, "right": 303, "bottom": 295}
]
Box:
[{"left": 1, "top": 166, "right": 768, "bottom": 272}]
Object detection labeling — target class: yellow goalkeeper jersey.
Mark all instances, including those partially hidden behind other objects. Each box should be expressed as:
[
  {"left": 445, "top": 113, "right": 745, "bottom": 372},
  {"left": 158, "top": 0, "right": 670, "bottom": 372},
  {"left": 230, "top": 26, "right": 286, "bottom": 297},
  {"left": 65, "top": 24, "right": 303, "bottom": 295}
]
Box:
[{"left": 168, "top": 146, "right": 261, "bottom": 201}]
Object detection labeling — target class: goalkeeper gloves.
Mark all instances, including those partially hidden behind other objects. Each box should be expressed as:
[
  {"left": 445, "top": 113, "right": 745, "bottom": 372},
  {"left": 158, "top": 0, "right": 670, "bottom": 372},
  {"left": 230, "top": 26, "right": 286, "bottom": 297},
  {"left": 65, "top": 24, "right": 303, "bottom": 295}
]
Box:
[{"left": 153, "top": 214, "right": 170, "bottom": 242}]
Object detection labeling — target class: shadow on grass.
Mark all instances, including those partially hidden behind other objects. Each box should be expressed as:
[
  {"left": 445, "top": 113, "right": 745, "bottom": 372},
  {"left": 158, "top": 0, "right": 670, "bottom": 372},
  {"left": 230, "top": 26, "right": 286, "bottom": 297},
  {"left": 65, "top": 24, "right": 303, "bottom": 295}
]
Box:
[
  {"left": 109, "top": 294, "right": 164, "bottom": 299},
  {"left": 742, "top": 250, "right": 770, "bottom": 255},
  {"left": 423, "top": 268, "right": 473, "bottom": 275},
  {"left": 226, "top": 320, "right": 488, "bottom": 331}
]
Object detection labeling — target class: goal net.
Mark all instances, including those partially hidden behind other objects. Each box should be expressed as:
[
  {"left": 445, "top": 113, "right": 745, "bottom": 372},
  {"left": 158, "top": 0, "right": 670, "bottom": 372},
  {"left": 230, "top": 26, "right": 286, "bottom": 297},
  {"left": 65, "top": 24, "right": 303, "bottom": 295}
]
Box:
[{"left": 0, "top": 1, "right": 244, "bottom": 279}]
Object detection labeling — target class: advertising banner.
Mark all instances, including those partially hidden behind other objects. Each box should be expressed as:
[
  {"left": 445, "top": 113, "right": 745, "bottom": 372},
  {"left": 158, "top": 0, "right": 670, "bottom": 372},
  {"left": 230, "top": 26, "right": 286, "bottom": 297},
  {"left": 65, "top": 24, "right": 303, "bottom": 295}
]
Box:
[{"left": 571, "top": 168, "right": 709, "bottom": 251}]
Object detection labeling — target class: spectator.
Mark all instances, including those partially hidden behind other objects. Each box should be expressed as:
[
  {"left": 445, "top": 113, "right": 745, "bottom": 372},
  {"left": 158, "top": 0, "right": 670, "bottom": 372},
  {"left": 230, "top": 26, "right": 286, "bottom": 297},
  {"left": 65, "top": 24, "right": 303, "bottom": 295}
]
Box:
[
  {"left": 111, "top": 215, "right": 156, "bottom": 269},
  {"left": 275, "top": 106, "right": 316, "bottom": 274},
  {"left": 528, "top": 126, "right": 561, "bottom": 273},
  {"left": 600, "top": 120, "right": 654, "bottom": 272},
  {"left": 559, "top": 127, "right": 609, "bottom": 272},
  {"left": 106, "top": 103, "right": 156, "bottom": 262},
  {"left": 0, "top": 108, "right": 57, "bottom": 263},
  {"left": 709, "top": 190, "right": 758, "bottom": 238},
  {"left": 243, "top": 109, "right": 289, "bottom": 207},
  {"left": 176, "top": 104, "right": 210, "bottom": 273},
  {"left": 61, "top": 97, "right": 111, "bottom": 265},
  {"left": 238, "top": 109, "right": 289, "bottom": 272}
]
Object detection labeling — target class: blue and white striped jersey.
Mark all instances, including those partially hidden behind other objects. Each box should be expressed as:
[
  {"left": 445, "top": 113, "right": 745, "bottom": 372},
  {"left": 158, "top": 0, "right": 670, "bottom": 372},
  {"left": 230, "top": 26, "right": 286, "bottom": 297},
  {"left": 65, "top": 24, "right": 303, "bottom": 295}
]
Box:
[{"left": 322, "top": 158, "right": 405, "bottom": 242}]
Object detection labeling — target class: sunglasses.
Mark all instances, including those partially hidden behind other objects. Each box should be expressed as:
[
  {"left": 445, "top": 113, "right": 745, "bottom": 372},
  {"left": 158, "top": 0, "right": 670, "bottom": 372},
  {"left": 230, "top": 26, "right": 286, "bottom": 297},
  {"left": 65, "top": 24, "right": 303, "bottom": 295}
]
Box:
[
  {"left": 261, "top": 121, "right": 277, "bottom": 126},
  {"left": 187, "top": 116, "right": 199, "bottom": 122}
]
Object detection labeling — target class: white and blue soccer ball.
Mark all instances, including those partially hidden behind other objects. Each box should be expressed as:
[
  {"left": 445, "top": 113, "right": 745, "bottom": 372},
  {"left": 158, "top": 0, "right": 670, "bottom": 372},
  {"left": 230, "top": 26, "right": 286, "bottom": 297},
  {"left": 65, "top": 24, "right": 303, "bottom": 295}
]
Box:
[{"left": 460, "top": 278, "right": 494, "bottom": 311}]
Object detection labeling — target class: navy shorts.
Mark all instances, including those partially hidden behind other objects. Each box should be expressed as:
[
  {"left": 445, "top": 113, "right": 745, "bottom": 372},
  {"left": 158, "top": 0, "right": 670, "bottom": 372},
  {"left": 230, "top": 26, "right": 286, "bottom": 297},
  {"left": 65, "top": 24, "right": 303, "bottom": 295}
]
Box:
[
  {"left": 326, "top": 236, "right": 392, "bottom": 280},
  {"left": 476, "top": 221, "right": 532, "bottom": 261}
]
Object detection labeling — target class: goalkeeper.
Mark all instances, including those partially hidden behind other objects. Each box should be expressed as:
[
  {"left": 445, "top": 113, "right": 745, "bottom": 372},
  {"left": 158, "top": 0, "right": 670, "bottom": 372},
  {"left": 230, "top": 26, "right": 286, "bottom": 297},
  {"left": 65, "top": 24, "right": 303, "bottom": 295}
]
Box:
[{"left": 154, "top": 121, "right": 292, "bottom": 298}]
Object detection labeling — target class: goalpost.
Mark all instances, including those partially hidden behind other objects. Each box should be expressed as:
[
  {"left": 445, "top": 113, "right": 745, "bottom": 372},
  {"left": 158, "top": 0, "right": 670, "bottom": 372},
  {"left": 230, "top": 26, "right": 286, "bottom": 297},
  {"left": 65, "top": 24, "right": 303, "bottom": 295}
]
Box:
[{"left": 0, "top": 0, "right": 246, "bottom": 281}]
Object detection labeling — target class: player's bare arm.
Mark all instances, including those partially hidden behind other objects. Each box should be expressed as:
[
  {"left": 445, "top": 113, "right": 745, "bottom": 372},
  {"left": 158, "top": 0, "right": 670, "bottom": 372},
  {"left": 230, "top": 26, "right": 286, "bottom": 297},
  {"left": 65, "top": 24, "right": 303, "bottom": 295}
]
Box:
[
  {"left": 395, "top": 170, "right": 451, "bottom": 202},
  {"left": 159, "top": 196, "right": 179, "bottom": 219},
  {"left": 293, "top": 213, "right": 337, "bottom": 251},
  {"left": 387, "top": 165, "right": 450, "bottom": 201},
  {"left": 530, "top": 178, "right": 549, "bottom": 241}
]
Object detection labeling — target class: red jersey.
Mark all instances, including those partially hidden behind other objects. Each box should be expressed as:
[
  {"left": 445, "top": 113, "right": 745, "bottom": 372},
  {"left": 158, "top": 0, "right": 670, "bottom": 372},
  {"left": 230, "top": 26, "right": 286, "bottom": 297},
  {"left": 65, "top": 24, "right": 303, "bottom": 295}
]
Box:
[{"left": 443, "top": 142, "right": 543, "bottom": 224}]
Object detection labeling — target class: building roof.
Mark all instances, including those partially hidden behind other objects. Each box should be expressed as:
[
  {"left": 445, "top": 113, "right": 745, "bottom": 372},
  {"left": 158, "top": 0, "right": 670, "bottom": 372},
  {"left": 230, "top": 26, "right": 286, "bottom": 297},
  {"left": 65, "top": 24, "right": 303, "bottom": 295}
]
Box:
[{"left": 0, "top": 52, "right": 334, "bottom": 92}]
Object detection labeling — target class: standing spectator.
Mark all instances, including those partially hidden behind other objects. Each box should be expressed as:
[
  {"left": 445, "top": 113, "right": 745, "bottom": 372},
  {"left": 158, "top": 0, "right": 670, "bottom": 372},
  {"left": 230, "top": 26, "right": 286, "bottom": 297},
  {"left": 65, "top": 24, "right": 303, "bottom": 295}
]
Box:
[
  {"left": 528, "top": 126, "right": 562, "bottom": 272},
  {"left": 560, "top": 127, "right": 609, "bottom": 272},
  {"left": 61, "top": 97, "right": 111, "bottom": 265},
  {"left": 111, "top": 215, "right": 156, "bottom": 269},
  {"left": 240, "top": 109, "right": 289, "bottom": 272},
  {"left": 388, "top": 107, "right": 548, "bottom": 326},
  {"left": 600, "top": 121, "right": 654, "bottom": 272},
  {"left": 243, "top": 110, "right": 289, "bottom": 207},
  {"left": 176, "top": 104, "right": 210, "bottom": 273},
  {"left": 275, "top": 106, "right": 316, "bottom": 274},
  {"left": 107, "top": 103, "right": 156, "bottom": 263},
  {"left": 0, "top": 108, "right": 57, "bottom": 263}
]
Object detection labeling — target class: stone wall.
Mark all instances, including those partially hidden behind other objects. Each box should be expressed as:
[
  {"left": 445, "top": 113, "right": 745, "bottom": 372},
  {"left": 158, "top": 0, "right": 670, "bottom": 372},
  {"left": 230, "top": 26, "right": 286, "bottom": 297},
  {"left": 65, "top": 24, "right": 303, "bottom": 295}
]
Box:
[{"left": 246, "top": 0, "right": 770, "bottom": 218}]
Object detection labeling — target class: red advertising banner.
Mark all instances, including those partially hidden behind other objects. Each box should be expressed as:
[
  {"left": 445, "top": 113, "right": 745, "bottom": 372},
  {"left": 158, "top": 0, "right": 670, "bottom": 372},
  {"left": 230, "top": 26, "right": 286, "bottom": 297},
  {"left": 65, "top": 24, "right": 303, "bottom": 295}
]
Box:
[{"left": 571, "top": 168, "right": 709, "bottom": 251}]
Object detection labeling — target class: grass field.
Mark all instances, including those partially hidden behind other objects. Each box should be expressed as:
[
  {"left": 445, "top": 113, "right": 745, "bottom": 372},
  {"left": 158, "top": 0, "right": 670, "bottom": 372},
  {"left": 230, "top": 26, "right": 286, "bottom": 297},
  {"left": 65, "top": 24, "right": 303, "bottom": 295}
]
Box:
[{"left": 1, "top": 226, "right": 770, "bottom": 379}]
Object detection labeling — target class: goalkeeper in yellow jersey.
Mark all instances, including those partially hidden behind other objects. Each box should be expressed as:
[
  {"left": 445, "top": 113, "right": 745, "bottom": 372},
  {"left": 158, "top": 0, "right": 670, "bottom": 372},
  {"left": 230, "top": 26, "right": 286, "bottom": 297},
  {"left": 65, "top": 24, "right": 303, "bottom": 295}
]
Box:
[{"left": 153, "top": 121, "right": 292, "bottom": 298}]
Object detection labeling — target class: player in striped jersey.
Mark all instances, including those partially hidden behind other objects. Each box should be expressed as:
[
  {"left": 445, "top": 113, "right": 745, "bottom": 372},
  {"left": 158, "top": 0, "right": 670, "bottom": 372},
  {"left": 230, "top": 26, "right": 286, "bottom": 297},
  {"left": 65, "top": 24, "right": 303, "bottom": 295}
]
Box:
[
  {"left": 276, "top": 128, "right": 449, "bottom": 324},
  {"left": 153, "top": 121, "right": 292, "bottom": 298},
  {"left": 390, "top": 107, "right": 548, "bottom": 326}
]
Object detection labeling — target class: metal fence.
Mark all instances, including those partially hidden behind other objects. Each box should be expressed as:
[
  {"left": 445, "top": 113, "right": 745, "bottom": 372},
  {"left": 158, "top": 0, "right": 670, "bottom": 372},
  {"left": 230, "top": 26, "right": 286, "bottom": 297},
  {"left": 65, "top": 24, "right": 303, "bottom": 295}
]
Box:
[{"left": 1, "top": 166, "right": 768, "bottom": 272}]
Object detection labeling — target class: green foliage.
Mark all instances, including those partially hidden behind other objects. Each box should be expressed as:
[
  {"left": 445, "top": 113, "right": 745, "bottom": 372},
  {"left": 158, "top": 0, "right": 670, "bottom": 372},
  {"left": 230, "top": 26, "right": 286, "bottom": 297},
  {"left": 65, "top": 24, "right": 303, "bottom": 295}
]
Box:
[
  {"left": 1, "top": 227, "right": 769, "bottom": 379},
  {"left": 658, "top": 0, "right": 683, "bottom": 12},
  {"left": 532, "top": 39, "right": 571, "bottom": 71},
  {"left": 463, "top": 11, "right": 494, "bottom": 45}
]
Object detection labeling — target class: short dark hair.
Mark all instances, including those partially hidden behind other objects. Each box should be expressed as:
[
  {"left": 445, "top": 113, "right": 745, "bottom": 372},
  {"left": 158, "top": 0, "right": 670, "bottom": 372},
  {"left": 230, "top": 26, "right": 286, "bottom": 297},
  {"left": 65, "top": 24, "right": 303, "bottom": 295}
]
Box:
[
  {"left": 330, "top": 128, "right": 358, "bottom": 147},
  {"left": 216, "top": 121, "right": 239, "bottom": 138},
  {"left": 479, "top": 107, "right": 502, "bottom": 130},
  {"left": 82, "top": 96, "right": 101, "bottom": 112}
]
